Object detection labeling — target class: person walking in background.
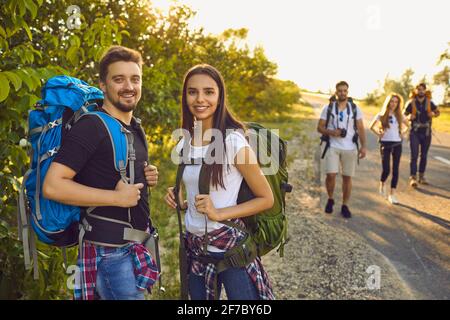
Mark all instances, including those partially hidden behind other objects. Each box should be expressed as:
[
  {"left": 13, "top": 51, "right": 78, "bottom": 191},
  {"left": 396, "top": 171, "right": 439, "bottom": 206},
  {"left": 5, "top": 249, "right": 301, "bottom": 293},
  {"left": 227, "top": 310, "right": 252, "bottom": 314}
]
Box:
[
  {"left": 369, "top": 93, "right": 409, "bottom": 204},
  {"left": 404, "top": 83, "right": 440, "bottom": 187},
  {"left": 317, "top": 81, "right": 367, "bottom": 218}
]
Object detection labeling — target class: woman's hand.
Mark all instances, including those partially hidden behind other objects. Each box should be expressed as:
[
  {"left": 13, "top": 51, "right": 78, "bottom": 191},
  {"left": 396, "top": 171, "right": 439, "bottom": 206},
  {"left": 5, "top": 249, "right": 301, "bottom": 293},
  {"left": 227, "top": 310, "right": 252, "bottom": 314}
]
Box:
[
  {"left": 377, "top": 128, "right": 384, "bottom": 137},
  {"left": 144, "top": 162, "right": 158, "bottom": 187},
  {"left": 195, "top": 194, "right": 221, "bottom": 221},
  {"left": 164, "top": 187, "right": 187, "bottom": 210}
]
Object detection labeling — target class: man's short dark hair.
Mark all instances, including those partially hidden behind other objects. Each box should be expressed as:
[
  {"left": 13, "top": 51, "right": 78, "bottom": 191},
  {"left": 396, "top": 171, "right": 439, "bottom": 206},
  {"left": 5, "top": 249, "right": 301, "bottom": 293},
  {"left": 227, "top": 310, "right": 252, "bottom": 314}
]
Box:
[
  {"left": 99, "top": 46, "right": 143, "bottom": 82},
  {"left": 336, "top": 81, "right": 349, "bottom": 89},
  {"left": 416, "top": 83, "right": 427, "bottom": 90}
]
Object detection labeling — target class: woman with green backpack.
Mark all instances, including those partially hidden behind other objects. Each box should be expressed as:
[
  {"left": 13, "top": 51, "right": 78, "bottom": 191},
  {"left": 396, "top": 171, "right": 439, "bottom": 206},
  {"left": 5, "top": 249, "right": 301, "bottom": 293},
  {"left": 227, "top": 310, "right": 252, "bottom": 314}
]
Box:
[{"left": 164, "top": 64, "right": 275, "bottom": 300}]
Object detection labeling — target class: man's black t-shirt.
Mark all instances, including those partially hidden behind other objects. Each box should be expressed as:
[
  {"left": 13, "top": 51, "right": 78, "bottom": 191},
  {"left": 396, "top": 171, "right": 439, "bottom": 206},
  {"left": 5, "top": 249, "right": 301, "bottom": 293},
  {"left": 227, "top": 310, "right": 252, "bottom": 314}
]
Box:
[
  {"left": 404, "top": 98, "right": 437, "bottom": 133},
  {"left": 54, "top": 109, "right": 150, "bottom": 233}
]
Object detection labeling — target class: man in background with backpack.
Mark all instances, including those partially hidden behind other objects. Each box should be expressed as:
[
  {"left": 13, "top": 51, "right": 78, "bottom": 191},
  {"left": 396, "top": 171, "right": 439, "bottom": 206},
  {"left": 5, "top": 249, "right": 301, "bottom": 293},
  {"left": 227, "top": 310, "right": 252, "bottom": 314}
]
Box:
[
  {"left": 317, "top": 81, "right": 367, "bottom": 218},
  {"left": 404, "top": 83, "right": 440, "bottom": 187},
  {"left": 43, "top": 46, "right": 159, "bottom": 299}
]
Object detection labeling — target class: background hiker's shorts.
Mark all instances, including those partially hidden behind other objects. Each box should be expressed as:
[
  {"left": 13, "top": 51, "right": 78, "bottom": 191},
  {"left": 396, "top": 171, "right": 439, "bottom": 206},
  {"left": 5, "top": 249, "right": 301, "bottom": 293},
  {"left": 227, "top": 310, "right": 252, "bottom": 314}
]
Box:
[{"left": 325, "top": 147, "right": 358, "bottom": 177}]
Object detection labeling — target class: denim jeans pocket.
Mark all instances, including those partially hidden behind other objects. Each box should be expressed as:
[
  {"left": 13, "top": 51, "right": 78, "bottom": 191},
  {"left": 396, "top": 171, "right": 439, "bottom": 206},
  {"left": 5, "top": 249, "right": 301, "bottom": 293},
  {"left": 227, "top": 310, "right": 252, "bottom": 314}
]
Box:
[{"left": 99, "top": 247, "right": 130, "bottom": 260}]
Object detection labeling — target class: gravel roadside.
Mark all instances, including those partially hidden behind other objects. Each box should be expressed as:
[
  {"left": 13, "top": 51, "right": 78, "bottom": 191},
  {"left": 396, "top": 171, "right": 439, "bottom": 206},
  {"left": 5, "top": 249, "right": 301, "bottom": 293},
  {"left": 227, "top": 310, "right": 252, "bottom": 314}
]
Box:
[{"left": 262, "top": 120, "right": 416, "bottom": 300}]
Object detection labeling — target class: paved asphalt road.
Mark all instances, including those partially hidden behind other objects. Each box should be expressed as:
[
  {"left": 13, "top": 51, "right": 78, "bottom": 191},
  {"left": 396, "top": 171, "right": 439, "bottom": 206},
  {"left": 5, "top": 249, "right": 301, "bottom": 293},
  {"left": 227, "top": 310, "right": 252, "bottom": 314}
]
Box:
[{"left": 302, "top": 93, "right": 450, "bottom": 299}]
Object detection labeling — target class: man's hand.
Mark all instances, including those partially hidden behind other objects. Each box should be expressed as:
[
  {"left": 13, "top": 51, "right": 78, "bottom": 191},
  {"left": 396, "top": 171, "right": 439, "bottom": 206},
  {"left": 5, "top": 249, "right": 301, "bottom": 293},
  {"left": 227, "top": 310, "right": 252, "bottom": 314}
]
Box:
[
  {"left": 358, "top": 147, "right": 367, "bottom": 159},
  {"left": 144, "top": 162, "right": 158, "bottom": 187},
  {"left": 114, "top": 180, "right": 144, "bottom": 207},
  {"left": 328, "top": 129, "right": 342, "bottom": 137}
]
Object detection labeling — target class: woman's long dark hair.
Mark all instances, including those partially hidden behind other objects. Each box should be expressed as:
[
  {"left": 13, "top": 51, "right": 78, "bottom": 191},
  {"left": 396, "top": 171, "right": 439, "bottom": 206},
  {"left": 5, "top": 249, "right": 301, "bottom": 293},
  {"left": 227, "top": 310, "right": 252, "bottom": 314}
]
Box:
[
  {"left": 380, "top": 93, "right": 403, "bottom": 133},
  {"left": 181, "top": 64, "right": 245, "bottom": 190}
]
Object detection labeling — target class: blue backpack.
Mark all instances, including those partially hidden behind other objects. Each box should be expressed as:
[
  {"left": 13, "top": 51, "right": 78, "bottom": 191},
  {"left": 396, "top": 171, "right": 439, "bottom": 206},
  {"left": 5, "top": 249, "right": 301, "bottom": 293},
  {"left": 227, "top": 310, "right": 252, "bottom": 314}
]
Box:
[{"left": 17, "top": 75, "right": 136, "bottom": 279}]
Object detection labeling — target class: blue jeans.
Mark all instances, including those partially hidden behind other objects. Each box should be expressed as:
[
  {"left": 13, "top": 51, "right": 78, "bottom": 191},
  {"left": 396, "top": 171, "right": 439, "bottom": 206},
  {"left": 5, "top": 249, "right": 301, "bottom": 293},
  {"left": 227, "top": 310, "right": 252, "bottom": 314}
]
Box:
[
  {"left": 410, "top": 131, "right": 432, "bottom": 176},
  {"left": 189, "top": 251, "right": 259, "bottom": 300},
  {"left": 95, "top": 247, "right": 145, "bottom": 300}
]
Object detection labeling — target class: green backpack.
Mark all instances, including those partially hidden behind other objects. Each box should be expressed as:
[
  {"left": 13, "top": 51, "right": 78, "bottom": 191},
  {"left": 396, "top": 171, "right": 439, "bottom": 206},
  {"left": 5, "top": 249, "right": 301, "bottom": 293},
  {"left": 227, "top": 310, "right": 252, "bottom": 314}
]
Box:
[
  {"left": 233, "top": 122, "right": 291, "bottom": 257},
  {"left": 174, "top": 122, "right": 292, "bottom": 299}
]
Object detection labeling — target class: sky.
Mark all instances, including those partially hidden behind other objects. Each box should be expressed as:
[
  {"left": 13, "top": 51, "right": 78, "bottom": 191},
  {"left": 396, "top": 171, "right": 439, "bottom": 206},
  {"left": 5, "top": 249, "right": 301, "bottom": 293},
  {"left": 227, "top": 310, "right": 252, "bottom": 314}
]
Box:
[{"left": 152, "top": 0, "right": 450, "bottom": 100}]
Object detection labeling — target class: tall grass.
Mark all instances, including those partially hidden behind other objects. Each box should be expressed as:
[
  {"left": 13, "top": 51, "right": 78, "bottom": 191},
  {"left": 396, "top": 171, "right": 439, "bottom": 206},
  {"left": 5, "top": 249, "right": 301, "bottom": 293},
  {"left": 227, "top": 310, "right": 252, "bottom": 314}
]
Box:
[{"left": 434, "top": 106, "right": 450, "bottom": 134}]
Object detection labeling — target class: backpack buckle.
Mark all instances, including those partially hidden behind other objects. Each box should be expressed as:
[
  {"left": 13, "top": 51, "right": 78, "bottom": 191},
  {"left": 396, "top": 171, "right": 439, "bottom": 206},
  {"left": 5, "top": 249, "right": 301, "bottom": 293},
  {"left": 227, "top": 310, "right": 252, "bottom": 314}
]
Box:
[
  {"left": 281, "top": 183, "right": 293, "bottom": 193},
  {"left": 121, "top": 127, "right": 131, "bottom": 134},
  {"left": 80, "top": 218, "right": 92, "bottom": 232},
  {"left": 47, "top": 148, "right": 58, "bottom": 157},
  {"left": 48, "top": 120, "right": 60, "bottom": 128},
  {"left": 129, "top": 150, "right": 136, "bottom": 161},
  {"left": 34, "top": 102, "right": 44, "bottom": 110}
]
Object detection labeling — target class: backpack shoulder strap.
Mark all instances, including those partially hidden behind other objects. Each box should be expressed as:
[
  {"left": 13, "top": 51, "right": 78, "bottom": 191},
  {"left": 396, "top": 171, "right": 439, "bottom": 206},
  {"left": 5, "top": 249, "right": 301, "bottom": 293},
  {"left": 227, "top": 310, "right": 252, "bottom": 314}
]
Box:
[
  {"left": 198, "top": 162, "right": 211, "bottom": 254},
  {"left": 132, "top": 116, "right": 149, "bottom": 154},
  {"left": 349, "top": 99, "right": 358, "bottom": 131},
  {"left": 173, "top": 150, "right": 190, "bottom": 299},
  {"left": 174, "top": 162, "right": 186, "bottom": 234},
  {"left": 81, "top": 111, "right": 137, "bottom": 222},
  {"left": 83, "top": 111, "right": 130, "bottom": 182},
  {"left": 425, "top": 97, "right": 433, "bottom": 119},
  {"left": 320, "top": 101, "right": 334, "bottom": 157},
  {"left": 412, "top": 98, "right": 418, "bottom": 117},
  {"left": 325, "top": 101, "right": 334, "bottom": 128},
  {"left": 348, "top": 99, "right": 360, "bottom": 164}
]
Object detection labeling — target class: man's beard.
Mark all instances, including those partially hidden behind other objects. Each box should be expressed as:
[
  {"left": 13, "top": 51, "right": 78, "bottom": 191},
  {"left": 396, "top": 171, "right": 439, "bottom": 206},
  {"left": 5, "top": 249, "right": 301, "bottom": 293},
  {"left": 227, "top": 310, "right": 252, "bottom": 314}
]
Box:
[
  {"left": 418, "top": 93, "right": 425, "bottom": 98},
  {"left": 112, "top": 100, "right": 136, "bottom": 112},
  {"left": 107, "top": 91, "right": 138, "bottom": 112},
  {"left": 338, "top": 96, "right": 347, "bottom": 102}
]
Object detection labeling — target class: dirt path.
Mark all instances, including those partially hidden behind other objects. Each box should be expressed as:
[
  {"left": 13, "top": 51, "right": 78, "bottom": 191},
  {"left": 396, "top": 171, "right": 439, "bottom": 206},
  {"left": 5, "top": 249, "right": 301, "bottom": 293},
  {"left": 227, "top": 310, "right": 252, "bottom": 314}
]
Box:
[
  {"left": 263, "top": 112, "right": 416, "bottom": 300},
  {"left": 285, "top": 93, "right": 450, "bottom": 299}
]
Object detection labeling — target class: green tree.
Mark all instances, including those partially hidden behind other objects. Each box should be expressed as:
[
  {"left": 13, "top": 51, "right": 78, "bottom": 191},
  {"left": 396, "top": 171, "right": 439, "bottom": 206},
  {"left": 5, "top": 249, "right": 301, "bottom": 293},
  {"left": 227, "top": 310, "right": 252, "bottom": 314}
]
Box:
[
  {"left": 0, "top": 0, "right": 129, "bottom": 299},
  {"left": 433, "top": 43, "right": 449, "bottom": 106},
  {"left": 0, "top": 0, "right": 301, "bottom": 299},
  {"left": 365, "top": 69, "right": 415, "bottom": 108}
]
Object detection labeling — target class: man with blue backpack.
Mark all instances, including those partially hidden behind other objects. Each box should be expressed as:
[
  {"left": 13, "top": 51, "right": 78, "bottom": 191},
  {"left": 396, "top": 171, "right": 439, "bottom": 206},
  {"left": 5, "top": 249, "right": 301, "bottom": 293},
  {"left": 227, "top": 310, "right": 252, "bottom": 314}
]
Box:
[{"left": 20, "top": 46, "right": 160, "bottom": 300}]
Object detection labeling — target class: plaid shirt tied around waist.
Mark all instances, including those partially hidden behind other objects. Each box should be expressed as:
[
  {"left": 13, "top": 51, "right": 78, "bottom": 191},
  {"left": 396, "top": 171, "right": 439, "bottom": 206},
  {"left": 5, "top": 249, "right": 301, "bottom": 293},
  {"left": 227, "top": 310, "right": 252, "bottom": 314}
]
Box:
[
  {"left": 185, "top": 219, "right": 274, "bottom": 300},
  {"left": 73, "top": 241, "right": 159, "bottom": 300}
]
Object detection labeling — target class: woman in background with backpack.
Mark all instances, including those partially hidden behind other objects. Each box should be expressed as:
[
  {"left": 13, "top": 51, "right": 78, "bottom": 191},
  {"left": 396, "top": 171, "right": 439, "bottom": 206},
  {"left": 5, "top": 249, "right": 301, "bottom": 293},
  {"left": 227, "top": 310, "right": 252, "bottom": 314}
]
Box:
[
  {"left": 369, "top": 93, "right": 409, "bottom": 204},
  {"left": 164, "top": 64, "right": 275, "bottom": 300}
]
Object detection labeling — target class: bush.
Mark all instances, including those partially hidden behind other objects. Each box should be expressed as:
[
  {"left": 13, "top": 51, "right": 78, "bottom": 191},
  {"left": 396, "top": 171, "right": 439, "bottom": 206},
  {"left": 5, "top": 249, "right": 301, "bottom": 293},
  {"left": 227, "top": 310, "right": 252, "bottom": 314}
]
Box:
[{"left": 0, "top": 0, "right": 301, "bottom": 299}]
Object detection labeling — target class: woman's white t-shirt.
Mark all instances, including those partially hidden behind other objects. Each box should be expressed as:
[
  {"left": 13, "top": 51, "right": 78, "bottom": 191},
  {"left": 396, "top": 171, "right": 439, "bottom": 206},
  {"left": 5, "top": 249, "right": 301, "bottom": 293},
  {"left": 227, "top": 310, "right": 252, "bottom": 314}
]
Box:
[
  {"left": 175, "top": 131, "right": 250, "bottom": 252},
  {"left": 373, "top": 113, "right": 402, "bottom": 142}
]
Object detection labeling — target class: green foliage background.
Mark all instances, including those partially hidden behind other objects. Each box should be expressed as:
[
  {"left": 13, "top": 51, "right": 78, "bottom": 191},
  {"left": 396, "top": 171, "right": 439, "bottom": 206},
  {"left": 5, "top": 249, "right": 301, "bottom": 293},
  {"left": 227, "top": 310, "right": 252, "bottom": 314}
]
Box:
[
  {"left": 0, "top": 0, "right": 301, "bottom": 299},
  {"left": 365, "top": 41, "right": 450, "bottom": 108}
]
